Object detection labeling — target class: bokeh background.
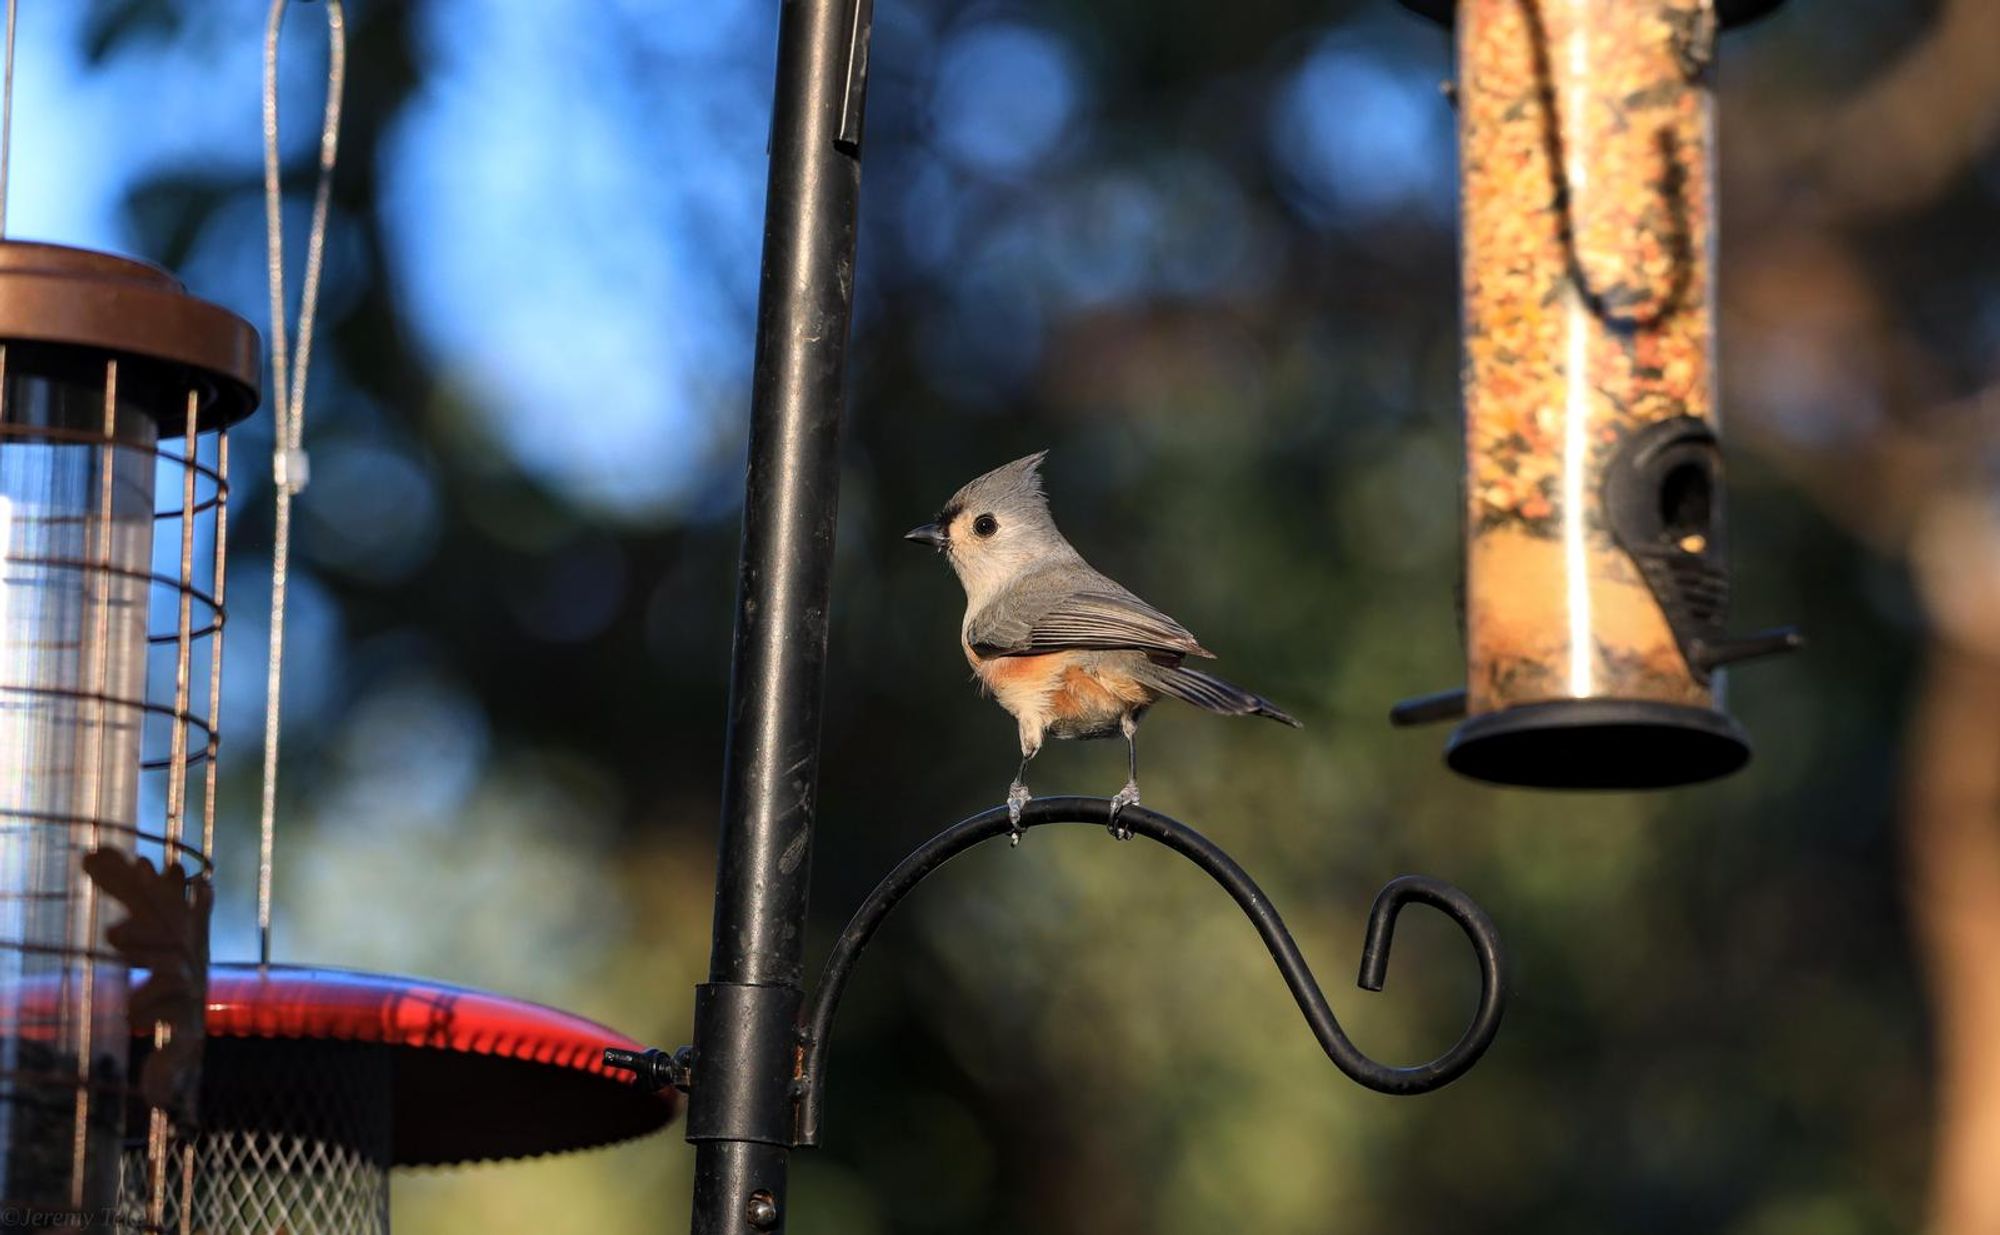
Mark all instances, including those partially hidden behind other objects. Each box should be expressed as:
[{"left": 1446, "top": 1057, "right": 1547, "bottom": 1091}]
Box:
[{"left": 16, "top": 0, "right": 2000, "bottom": 1231}]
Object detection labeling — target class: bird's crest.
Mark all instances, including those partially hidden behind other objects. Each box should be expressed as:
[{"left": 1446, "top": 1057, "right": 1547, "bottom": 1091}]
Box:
[{"left": 949, "top": 450, "right": 1050, "bottom": 518}]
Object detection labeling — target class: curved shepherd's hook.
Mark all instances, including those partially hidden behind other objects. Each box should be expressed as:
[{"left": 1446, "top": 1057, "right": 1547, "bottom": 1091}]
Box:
[{"left": 793, "top": 796, "right": 1508, "bottom": 1146}]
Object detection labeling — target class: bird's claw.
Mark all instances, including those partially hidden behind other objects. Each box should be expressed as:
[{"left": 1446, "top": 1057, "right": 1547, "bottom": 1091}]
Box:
[
  {"left": 1006, "top": 780, "right": 1031, "bottom": 848},
  {"left": 1108, "top": 781, "right": 1141, "bottom": 840}
]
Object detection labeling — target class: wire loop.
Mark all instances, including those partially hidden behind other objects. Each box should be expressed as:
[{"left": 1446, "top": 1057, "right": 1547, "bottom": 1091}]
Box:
[
  {"left": 1513, "top": 0, "right": 1713, "bottom": 331},
  {"left": 259, "top": 0, "right": 346, "bottom": 966}
]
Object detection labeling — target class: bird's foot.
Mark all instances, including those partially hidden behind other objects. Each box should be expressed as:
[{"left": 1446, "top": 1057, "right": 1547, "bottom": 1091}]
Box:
[
  {"left": 1108, "top": 780, "right": 1141, "bottom": 840},
  {"left": 1006, "top": 780, "right": 1032, "bottom": 848}
]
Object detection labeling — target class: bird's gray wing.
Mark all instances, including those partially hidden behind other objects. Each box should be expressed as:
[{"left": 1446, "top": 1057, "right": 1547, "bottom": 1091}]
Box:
[{"left": 967, "top": 573, "right": 1213, "bottom": 660}]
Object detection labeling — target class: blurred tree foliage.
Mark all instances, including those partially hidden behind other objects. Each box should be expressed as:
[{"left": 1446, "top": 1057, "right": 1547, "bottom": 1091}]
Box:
[{"left": 64, "top": 0, "right": 2000, "bottom": 1231}]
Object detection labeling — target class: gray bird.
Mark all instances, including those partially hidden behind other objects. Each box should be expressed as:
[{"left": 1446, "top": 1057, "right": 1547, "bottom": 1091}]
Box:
[{"left": 905, "top": 451, "right": 1300, "bottom": 842}]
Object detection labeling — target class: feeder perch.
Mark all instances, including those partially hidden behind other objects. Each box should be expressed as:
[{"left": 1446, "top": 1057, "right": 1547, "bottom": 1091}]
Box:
[
  {"left": 0, "top": 241, "right": 253, "bottom": 1223},
  {"left": 1391, "top": 0, "right": 1800, "bottom": 789},
  {"left": 120, "top": 964, "right": 679, "bottom": 1233}
]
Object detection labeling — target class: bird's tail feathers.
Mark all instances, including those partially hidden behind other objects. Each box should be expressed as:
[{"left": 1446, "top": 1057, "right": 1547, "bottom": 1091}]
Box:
[{"left": 1143, "top": 664, "right": 1301, "bottom": 728}]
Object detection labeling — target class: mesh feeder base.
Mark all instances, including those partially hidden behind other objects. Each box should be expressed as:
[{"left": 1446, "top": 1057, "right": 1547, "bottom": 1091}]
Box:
[{"left": 121, "top": 1038, "right": 391, "bottom": 1235}]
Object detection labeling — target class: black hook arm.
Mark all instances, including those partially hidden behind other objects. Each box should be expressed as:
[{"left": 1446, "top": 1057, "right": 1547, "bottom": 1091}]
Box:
[{"left": 793, "top": 795, "right": 1508, "bottom": 1146}]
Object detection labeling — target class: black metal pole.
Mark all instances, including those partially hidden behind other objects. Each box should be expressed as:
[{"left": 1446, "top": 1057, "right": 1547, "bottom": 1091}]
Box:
[{"left": 687, "top": 0, "right": 869, "bottom": 1231}]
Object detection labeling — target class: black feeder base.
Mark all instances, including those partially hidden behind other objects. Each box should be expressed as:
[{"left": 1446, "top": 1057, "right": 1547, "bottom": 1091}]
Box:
[
  {"left": 1396, "top": 0, "right": 1790, "bottom": 28},
  {"left": 1445, "top": 699, "right": 1750, "bottom": 790}
]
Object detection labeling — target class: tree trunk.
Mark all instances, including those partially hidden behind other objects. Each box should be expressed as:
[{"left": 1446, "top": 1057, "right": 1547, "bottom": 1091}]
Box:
[{"left": 1907, "top": 640, "right": 2000, "bottom": 1235}]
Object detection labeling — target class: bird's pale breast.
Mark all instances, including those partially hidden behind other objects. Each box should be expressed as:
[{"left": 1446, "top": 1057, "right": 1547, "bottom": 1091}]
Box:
[{"left": 968, "top": 643, "right": 1153, "bottom": 740}]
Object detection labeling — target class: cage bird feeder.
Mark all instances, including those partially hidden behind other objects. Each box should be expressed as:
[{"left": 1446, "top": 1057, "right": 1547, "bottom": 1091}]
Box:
[
  {"left": 1392, "top": 0, "right": 1800, "bottom": 789},
  {"left": 0, "top": 241, "right": 253, "bottom": 1224}
]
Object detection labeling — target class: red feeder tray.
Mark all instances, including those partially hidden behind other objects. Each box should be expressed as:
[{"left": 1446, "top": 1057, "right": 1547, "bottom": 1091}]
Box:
[
  {"left": 121, "top": 964, "right": 678, "bottom": 1231},
  {"left": 150, "top": 962, "right": 679, "bottom": 1165}
]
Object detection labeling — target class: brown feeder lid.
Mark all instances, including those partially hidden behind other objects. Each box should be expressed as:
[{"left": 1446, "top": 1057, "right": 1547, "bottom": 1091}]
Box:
[
  {"left": 0, "top": 240, "right": 260, "bottom": 432},
  {"left": 1397, "top": 0, "right": 1790, "bottom": 29},
  {"left": 133, "top": 963, "right": 679, "bottom": 1166}
]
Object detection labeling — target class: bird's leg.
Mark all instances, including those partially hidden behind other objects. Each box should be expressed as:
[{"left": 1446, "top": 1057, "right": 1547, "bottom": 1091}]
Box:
[
  {"left": 1108, "top": 712, "right": 1141, "bottom": 840},
  {"left": 1007, "top": 730, "right": 1040, "bottom": 847},
  {"left": 1006, "top": 756, "right": 1032, "bottom": 846}
]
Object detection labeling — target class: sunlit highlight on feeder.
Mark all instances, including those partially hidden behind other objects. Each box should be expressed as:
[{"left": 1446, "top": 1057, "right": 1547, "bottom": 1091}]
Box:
[{"left": 0, "top": 352, "right": 159, "bottom": 1212}]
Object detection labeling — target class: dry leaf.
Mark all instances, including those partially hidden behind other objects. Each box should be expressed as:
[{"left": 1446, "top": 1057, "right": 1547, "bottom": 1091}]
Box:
[{"left": 81, "top": 849, "right": 212, "bottom": 1121}]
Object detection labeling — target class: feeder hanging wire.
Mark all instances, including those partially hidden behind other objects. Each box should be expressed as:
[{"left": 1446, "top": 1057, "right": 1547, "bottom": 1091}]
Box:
[
  {"left": 0, "top": 0, "right": 14, "bottom": 236},
  {"left": 258, "top": 0, "right": 345, "bottom": 967}
]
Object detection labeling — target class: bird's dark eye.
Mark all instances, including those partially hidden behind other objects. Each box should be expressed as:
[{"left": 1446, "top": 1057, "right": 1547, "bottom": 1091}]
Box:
[{"left": 973, "top": 513, "right": 999, "bottom": 538}]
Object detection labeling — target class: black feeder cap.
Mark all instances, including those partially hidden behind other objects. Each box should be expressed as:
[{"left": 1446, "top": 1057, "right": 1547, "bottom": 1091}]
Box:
[
  {"left": 1396, "top": 0, "right": 1791, "bottom": 28},
  {"left": 1445, "top": 698, "right": 1750, "bottom": 790}
]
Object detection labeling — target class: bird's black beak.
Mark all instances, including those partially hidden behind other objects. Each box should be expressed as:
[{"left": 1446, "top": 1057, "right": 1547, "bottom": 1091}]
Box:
[{"left": 904, "top": 522, "right": 948, "bottom": 550}]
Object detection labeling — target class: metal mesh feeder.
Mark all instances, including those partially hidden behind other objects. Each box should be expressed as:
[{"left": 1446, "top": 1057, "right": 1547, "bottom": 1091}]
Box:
[{"left": 123, "top": 964, "right": 680, "bottom": 1234}]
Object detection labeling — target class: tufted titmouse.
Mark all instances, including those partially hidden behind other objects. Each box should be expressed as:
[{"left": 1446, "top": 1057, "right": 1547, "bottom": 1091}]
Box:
[{"left": 906, "top": 451, "right": 1300, "bottom": 842}]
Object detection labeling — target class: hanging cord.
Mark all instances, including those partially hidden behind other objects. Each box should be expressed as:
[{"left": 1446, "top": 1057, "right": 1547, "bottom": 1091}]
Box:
[
  {"left": 1513, "top": 0, "right": 1713, "bottom": 332},
  {"left": 259, "top": 0, "right": 345, "bottom": 966},
  {"left": 0, "top": 0, "right": 17, "bottom": 237}
]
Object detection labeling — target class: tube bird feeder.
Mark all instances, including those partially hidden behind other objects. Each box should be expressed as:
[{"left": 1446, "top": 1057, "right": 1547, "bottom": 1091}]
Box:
[
  {"left": 0, "top": 241, "right": 254, "bottom": 1224},
  {"left": 1393, "top": 0, "right": 1798, "bottom": 789}
]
